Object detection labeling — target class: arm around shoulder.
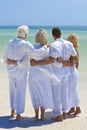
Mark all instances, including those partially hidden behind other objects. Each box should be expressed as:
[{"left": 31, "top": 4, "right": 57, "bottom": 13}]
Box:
[{"left": 30, "top": 56, "right": 55, "bottom": 66}]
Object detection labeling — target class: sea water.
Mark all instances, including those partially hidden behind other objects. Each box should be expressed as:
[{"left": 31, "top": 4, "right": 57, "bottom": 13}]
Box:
[{"left": 0, "top": 25, "right": 87, "bottom": 72}]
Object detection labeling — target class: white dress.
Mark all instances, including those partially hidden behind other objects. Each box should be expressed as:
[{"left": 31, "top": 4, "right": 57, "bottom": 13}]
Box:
[
  {"left": 68, "top": 66, "right": 80, "bottom": 108},
  {"left": 28, "top": 43, "right": 59, "bottom": 109}
]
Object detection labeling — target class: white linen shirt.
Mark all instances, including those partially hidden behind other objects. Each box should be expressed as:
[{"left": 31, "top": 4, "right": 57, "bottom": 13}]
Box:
[
  {"left": 3, "top": 38, "right": 47, "bottom": 78},
  {"left": 49, "top": 38, "right": 77, "bottom": 76}
]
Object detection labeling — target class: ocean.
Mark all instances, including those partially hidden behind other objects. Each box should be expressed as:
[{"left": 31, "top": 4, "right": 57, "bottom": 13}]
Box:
[{"left": 0, "top": 25, "right": 87, "bottom": 72}]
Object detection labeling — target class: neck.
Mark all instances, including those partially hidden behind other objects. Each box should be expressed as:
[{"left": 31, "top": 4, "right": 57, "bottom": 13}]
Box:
[
  {"left": 54, "top": 36, "right": 61, "bottom": 40},
  {"left": 55, "top": 37, "right": 61, "bottom": 40},
  {"left": 17, "top": 36, "right": 25, "bottom": 40}
]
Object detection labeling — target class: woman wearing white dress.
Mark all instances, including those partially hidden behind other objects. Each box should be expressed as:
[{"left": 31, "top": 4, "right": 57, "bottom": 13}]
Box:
[
  {"left": 67, "top": 34, "right": 81, "bottom": 116},
  {"left": 29, "top": 29, "right": 60, "bottom": 120}
]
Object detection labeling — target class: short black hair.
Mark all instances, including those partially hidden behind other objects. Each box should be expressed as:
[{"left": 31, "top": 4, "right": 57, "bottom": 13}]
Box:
[{"left": 52, "top": 27, "right": 61, "bottom": 38}]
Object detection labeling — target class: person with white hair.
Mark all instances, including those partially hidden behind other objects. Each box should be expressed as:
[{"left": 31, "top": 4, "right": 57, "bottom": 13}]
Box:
[{"left": 3, "top": 25, "right": 48, "bottom": 120}]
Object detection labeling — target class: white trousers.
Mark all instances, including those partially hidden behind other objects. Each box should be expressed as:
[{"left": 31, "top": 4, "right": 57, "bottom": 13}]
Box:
[
  {"left": 60, "top": 76, "right": 69, "bottom": 113},
  {"left": 52, "top": 84, "right": 62, "bottom": 115},
  {"left": 53, "top": 75, "right": 69, "bottom": 115},
  {"left": 8, "top": 72, "right": 27, "bottom": 114}
]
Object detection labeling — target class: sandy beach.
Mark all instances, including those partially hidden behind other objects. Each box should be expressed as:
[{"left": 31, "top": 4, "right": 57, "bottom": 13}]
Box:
[{"left": 0, "top": 64, "right": 87, "bottom": 130}]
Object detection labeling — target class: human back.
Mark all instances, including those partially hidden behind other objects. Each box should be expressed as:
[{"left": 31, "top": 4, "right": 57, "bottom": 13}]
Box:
[
  {"left": 31, "top": 43, "right": 49, "bottom": 61},
  {"left": 29, "top": 29, "right": 54, "bottom": 120},
  {"left": 3, "top": 25, "right": 30, "bottom": 77},
  {"left": 30, "top": 29, "right": 49, "bottom": 61},
  {"left": 62, "top": 39, "right": 77, "bottom": 61},
  {"left": 6, "top": 38, "right": 31, "bottom": 61}
]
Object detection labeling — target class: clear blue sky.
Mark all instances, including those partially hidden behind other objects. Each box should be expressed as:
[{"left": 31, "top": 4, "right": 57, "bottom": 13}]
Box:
[{"left": 0, "top": 0, "right": 87, "bottom": 26}]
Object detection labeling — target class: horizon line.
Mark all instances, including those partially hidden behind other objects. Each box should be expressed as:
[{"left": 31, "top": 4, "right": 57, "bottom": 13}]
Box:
[{"left": 0, "top": 25, "right": 87, "bottom": 27}]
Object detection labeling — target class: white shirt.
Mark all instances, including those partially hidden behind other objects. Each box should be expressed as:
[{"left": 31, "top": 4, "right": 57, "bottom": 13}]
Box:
[
  {"left": 3, "top": 38, "right": 47, "bottom": 78},
  {"left": 49, "top": 38, "right": 77, "bottom": 76}
]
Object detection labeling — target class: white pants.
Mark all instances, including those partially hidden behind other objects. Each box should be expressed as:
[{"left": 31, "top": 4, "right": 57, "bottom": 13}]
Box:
[
  {"left": 53, "top": 75, "right": 69, "bottom": 115},
  {"left": 8, "top": 72, "right": 27, "bottom": 114},
  {"left": 60, "top": 76, "right": 69, "bottom": 113},
  {"left": 52, "top": 84, "right": 62, "bottom": 115}
]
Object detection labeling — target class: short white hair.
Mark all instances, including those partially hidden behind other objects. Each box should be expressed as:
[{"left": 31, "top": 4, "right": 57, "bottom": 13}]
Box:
[{"left": 17, "top": 25, "right": 29, "bottom": 39}]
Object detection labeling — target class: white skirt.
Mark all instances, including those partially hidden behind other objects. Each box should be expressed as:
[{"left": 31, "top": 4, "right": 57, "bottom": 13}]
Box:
[
  {"left": 68, "top": 67, "right": 80, "bottom": 107},
  {"left": 28, "top": 66, "right": 54, "bottom": 109}
]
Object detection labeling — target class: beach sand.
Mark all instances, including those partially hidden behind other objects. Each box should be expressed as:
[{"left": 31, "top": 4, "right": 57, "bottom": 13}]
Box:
[{"left": 0, "top": 66, "right": 87, "bottom": 130}]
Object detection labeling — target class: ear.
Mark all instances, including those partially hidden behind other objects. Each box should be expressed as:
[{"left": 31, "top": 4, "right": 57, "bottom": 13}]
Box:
[{"left": 24, "top": 34, "right": 27, "bottom": 39}]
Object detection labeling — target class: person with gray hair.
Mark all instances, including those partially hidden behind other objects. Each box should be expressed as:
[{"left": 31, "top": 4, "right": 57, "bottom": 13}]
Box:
[
  {"left": 3, "top": 25, "right": 48, "bottom": 120},
  {"left": 17, "top": 25, "right": 28, "bottom": 39},
  {"left": 29, "top": 29, "right": 59, "bottom": 120},
  {"left": 35, "top": 29, "right": 48, "bottom": 46}
]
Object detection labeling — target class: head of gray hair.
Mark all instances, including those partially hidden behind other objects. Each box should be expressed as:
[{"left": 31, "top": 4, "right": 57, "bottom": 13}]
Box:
[
  {"left": 35, "top": 29, "right": 48, "bottom": 45},
  {"left": 17, "top": 25, "right": 29, "bottom": 39}
]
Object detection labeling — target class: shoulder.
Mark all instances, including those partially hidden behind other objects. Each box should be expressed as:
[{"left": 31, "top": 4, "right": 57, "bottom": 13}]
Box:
[
  {"left": 22, "top": 40, "right": 32, "bottom": 46},
  {"left": 6, "top": 38, "right": 15, "bottom": 47},
  {"left": 50, "top": 42, "right": 56, "bottom": 50},
  {"left": 50, "top": 41, "right": 58, "bottom": 47},
  {"left": 67, "top": 40, "right": 73, "bottom": 46},
  {"left": 64, "top": 40, "right": 74, "bottom": 47},
  {"left": 50, "top": 41, "right": 62, "bottom": 50}
]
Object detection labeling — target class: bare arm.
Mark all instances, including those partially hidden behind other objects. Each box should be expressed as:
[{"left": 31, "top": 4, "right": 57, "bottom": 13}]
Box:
[
  {"left": 30, "top": 56, "right": 55, "bottom": 66},
  {"left": 75, "top": 49, "right": 79, "bottom": 69},
  {"left": 7, "top": 59, "right": 17, "bottom": 65},
  {"left": 57, "top": 57, "right": 74, "bottom": 66},
  {"left": 7, "top": 55, "right": 30, "bottom": 66},
  {"left": 70, "top": 55, "right": 79, "bottom": 69}
]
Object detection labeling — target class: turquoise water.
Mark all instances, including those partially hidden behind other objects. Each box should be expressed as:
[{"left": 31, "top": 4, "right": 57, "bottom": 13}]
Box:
[{"left": 0, "top": 26, "right": 87, "bottom": 72}]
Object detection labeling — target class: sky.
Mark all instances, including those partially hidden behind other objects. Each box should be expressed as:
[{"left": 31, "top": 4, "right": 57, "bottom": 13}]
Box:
[{"left": 0, "top": 0, "right": 87, "bottom": 26}]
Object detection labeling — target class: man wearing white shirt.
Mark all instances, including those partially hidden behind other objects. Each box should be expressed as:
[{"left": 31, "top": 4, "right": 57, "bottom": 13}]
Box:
[{"left": 50, "top": 28, "right": 77, "bottom": 120}]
